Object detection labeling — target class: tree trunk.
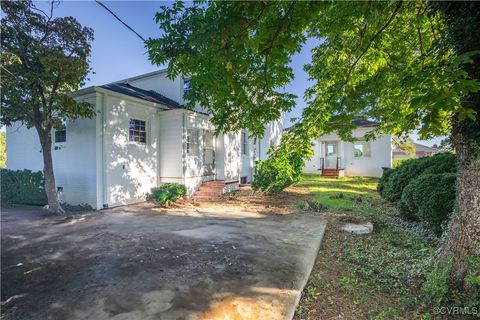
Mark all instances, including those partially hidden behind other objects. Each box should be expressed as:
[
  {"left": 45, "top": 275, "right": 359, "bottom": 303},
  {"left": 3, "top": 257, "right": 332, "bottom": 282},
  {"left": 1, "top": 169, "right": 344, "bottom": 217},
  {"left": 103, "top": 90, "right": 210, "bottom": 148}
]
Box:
[
  {"left": 438, "top": 121, "right": 480, "bottom": 293},
  {"left": 35, "top": 126, "right": 65, "bottom": 215}
]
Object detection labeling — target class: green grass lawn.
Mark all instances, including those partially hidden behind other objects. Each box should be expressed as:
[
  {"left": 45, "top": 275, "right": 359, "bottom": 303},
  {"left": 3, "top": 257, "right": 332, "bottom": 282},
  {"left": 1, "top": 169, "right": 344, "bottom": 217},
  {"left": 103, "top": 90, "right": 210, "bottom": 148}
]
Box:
[
  {"left": 294, "top": 174, "right": 438, "bottom": 320},
  {"left": 299, "top": 174, "right": 381, "bottom": 215}
]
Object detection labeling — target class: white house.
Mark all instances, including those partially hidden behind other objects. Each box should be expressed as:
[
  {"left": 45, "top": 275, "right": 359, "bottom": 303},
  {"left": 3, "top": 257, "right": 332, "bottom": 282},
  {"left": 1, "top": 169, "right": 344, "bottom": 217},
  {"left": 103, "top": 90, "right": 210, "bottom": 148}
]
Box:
[
  {"left": 303, "top": 119, "right": 392, "bottom": 177},
  {"left": 6, "top": 69, "right": 283, "bottom": 209}
]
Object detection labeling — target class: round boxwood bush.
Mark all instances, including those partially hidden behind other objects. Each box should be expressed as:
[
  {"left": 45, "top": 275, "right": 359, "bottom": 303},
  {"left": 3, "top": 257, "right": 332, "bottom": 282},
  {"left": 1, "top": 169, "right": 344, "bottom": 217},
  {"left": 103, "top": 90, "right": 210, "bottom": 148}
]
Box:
[
  {"left": 381, "top": 153, "right": 456, "bottom": 203},
  {"left": 147, "top": 183, "right": 187, "bottom": 205},
  {"left": 400, "top": 173, "right": 456, "bottom": 235}
]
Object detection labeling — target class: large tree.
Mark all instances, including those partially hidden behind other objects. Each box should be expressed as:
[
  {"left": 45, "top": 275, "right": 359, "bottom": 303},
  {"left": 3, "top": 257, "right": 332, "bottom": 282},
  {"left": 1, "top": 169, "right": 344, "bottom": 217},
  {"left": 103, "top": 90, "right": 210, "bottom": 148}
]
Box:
[
  {"left": 146, "top": 1, "right": 479, "bottom": 292},
  {"left": 1, "top": 1, "right": 95, "bottom": 214}
]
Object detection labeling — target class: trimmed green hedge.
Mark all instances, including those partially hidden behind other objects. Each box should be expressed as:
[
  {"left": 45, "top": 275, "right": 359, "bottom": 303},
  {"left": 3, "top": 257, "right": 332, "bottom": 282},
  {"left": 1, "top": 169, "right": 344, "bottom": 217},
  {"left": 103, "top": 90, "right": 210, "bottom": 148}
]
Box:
[
  {"left": 1, "top": 169, "right": 48, "bottom": 205},
  {"left": 147, "top": 183, "right": 187, "bottom": 205},
  {"left": 379, "top": 153, "right": 456, "bottom": 203},
  {"left": 400, "top": 173, "right": 456, "bottom": 235}
]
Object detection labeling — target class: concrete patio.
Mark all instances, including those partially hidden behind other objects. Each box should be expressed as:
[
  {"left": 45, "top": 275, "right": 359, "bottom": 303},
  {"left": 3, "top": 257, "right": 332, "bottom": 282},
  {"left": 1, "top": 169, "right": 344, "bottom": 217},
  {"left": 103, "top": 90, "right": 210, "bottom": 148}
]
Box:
[{"left": 1, "top": 203, "right": 326, "bottom": 320}]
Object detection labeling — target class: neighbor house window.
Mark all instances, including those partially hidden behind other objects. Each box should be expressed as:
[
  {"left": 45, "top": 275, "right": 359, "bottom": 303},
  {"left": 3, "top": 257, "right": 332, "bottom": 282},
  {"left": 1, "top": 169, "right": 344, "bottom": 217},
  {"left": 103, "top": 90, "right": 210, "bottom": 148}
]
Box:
[
  {"left": 187, "top": 128, "right": 200, "bottom": 156},
  {"left": 54, "top": 122, "right": 66, "bottom": 143},
  {"left": 241, "top": 131, "right": 248, "bottom": 155},
  {"left": 183, "top": 79, "right": 192, "bottom": 96},
  {"left": 129, "top": 119, "right": 146, "bottom": 143},
  {"left": 354, "top": 140, "right": 371, "bottom": 157}
]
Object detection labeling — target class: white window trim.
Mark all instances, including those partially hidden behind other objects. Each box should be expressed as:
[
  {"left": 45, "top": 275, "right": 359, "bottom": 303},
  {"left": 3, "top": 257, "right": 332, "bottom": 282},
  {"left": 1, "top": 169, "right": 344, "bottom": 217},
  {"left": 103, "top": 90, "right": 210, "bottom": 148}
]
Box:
[
  {"left": 128, "top": 118, "right": 148, "bottom": 145},
  {"left": 353, "top": 140, "right": 372, "bottom": 158},
  {"left": 53, "top": 121, "right": 67, "bottom": 145},
  {"left": 241, "top": 131, "right": 248, "bottom": 156}
]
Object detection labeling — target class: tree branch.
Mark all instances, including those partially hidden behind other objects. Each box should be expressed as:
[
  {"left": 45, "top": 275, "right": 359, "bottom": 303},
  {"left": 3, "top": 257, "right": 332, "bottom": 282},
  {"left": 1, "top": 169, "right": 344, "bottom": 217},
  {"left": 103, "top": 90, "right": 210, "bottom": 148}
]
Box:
[{"left": 343, "top": 1, "right": 403, "bottom": 88}]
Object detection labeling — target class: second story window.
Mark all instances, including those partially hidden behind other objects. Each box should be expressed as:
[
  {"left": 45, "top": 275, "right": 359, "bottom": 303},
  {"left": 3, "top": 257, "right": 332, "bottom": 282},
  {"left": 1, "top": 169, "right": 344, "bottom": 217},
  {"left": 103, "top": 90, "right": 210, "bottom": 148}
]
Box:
[
  {"left": 54, "top": 122, "right": 66, "bottom": 143},
  {"left": 183, "top": 79, "right": 192, "bottom": 97},
  {"left": 129, "top": 119, "right": 146, "bottom": 143}
]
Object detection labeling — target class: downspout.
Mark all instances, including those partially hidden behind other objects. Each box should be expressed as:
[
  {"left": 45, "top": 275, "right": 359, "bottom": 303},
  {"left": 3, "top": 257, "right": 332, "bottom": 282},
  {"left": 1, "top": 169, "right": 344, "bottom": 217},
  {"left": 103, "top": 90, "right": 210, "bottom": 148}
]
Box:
[
  {"left": 182, "top": 112, "right": 186, "bottom": 186},
  {"left": 101, "top": 93, "right": 107, "bottom": 208}
]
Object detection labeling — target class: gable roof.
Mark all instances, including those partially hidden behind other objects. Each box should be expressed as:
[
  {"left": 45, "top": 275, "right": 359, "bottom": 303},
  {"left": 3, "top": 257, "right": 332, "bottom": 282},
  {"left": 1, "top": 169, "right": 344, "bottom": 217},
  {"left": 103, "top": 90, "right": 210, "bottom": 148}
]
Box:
[{"left": 99, "top": 83, "right": 183, "bottom": 109}]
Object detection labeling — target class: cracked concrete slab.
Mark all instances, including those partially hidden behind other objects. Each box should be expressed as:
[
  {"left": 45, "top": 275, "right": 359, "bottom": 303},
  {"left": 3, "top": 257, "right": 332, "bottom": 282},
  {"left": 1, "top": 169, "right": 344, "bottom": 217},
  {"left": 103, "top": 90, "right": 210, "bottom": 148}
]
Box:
[{"left": 1, "top": 203, "right": 326, "bottom": 320}]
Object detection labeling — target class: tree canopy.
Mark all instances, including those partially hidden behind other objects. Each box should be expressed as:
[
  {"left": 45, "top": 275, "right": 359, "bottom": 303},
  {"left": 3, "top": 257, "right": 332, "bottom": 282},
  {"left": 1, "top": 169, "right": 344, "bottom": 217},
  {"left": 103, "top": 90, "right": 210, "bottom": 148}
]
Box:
[
  {"left": 146, "top": 1, "right": 478, "bottom": 142},
  {"left": 1, "top": 0, "right": 95, "bottom": 130},
  {"left": 1, "top": 0, "right": 95, "bottom": 213}
]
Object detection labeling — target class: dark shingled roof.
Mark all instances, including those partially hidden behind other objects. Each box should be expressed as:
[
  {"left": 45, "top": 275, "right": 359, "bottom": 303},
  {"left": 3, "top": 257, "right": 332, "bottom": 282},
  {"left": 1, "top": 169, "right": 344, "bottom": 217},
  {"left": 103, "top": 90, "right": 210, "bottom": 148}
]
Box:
[
  {"left": 100, "top": 83, "right": 183, "bottom": 109},
  {"left": 284, "top": 118, "right": 378, "bottom": 131},
  {"left": 352, "top": 118, "right": 378, "bottom": 127}
]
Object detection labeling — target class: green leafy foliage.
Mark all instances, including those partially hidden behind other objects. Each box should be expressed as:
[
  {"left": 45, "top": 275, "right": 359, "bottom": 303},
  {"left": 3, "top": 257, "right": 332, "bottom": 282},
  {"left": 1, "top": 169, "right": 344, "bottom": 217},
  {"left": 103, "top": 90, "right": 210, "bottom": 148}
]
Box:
[
  {"left": 1, "top": 1, "right": 95, "bottom": 213},
  {"left": 1, "top": 168, "right": 47, "bottom": 205},
  {"left": 422, "top": 257, "right": 453, "bottom": 305},
  {"left": 400, "top": 173, "right": 457, "bottom": 235},
  {"left": 147, "top": 1, "right": 479, "bottom": 194},
  {"left": 0, "top": 132, "right": 6, "bottom": 168},
  {"left": 377, "top": 167, "right": 394, "bottom": 196},
  {"left": 147, "top": 183, "right": 187, "bottom": 205},
  {"left": 379, "top": 153, "right": 456, "bottom": 203},
  {"left": 251, "top": 149, "right": 304, "bottom": 194},
  {"left": 60, "top": 202, "right": 93, "bottom": 212},
  {"left": 0, "top": 1, "right": 95, "bottom": 130}
]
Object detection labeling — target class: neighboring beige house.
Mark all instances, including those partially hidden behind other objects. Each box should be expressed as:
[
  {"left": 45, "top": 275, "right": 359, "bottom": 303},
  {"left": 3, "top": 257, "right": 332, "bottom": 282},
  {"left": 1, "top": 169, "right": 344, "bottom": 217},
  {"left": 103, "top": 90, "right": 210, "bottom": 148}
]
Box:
[
  {"left": 6, "top": 69, "right": 283, "bottom": 209},
  {"left": 392, "top": 142, "right": 437, "bottom": 159}
]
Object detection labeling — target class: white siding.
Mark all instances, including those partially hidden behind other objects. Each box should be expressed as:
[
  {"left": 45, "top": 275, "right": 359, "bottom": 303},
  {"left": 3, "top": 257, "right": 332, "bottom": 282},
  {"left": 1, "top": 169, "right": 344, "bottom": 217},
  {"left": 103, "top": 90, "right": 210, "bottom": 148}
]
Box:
[
  {"left": 304, "top": 128, "right": 392, "bottom": 177},
  {"left": 304, "top": 139, "right": 322, "bottom": 173},
  {"left": 158, "top": 109, "right": 183, "bottom": 184},
  {"left": 127, "top": 72, "right": 183, "bottom": 105},
  {"left": 102, "top": 94, "right": 160, "bottom": 207},
  {"left": 6, "top": 93, "right": 98, "bottom": 208}
]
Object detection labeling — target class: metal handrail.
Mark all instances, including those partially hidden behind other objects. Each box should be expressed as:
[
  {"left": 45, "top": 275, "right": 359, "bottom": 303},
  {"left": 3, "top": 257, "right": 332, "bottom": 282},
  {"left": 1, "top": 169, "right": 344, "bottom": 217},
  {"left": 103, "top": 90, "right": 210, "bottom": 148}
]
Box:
[
  {"left": 336, "top": 157, "right": 341, "bottom": 170},
  {"left": 320, "top": 157, "right": 325, "bottom": 170}
]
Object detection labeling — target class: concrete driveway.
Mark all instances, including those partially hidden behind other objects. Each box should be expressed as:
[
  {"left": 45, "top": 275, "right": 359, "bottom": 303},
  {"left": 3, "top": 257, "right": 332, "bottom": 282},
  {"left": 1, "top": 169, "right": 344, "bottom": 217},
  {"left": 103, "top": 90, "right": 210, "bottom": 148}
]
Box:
[{"left": 1, "top": 203, "right": 326, "bottom": 320}]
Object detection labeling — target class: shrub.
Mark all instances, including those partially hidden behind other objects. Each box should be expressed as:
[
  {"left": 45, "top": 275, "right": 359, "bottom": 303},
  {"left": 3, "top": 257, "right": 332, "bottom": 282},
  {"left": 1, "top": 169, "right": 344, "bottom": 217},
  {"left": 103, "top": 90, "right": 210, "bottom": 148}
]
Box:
[
  {"left": 252, "top": 151, "right": 304, "bottom": 194},
  {"left": 400, "top": 173, "right": 456, "bottom": 235},
  {"left": 377, "top": 167, "right": 395, "bottom": 197},
  {"left": 147, "top": 183, "right": 187, "bottom": 205},
  {"left": 1, "top": 169, "right": 48, "bottom": 205},
  {"left": 422, "top": 257, "right": 452, "bottom": 305},
  {"left": 381, "top": 153, "right": 456, "bottom": 203}
]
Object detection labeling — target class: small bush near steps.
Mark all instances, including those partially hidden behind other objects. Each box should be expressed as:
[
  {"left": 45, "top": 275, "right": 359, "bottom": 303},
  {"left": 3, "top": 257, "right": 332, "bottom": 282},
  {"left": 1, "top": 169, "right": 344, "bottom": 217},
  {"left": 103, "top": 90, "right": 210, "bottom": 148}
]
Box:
[{"left": 147, "top": 183, "right": 187, "bottom": 205}]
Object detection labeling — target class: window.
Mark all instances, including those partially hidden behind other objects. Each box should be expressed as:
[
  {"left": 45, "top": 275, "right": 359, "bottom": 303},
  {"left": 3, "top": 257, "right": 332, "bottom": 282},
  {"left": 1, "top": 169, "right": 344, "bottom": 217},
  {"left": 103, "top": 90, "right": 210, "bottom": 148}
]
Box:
[
  {"left": 203, "top": 130, "right": 214, "bottom": 165},
  {"left": 183, "top": 79, "right": 192, "bottom": 96},
  {"left": 241, "top": 131, "right": 248, "bottom": 155},
  {"left": 54, "top": 122, "right": 66, "bottom": 143},
  {"left": 187, "top": 128, "right": 200, "bottom": 156},
  {"left": 354, "top": 140, "right": 371, "bottom": 157},
  {"left": 129, "top": 119, "right": 146, "bottom": 143}
]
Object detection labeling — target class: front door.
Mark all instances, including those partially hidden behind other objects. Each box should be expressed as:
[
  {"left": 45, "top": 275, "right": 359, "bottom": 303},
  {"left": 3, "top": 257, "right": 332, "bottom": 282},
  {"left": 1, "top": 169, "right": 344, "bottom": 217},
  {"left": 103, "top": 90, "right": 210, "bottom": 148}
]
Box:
[{"left": 325, "top": 142, "right": 338, "bottom": 168}]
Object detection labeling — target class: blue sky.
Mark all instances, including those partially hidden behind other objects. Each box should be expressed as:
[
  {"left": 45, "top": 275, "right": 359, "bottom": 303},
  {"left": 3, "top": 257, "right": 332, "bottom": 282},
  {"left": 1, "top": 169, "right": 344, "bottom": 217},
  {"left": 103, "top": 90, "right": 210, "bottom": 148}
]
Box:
[{"left": 26, "top": 1, "right": 441, "bottom": 146}]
